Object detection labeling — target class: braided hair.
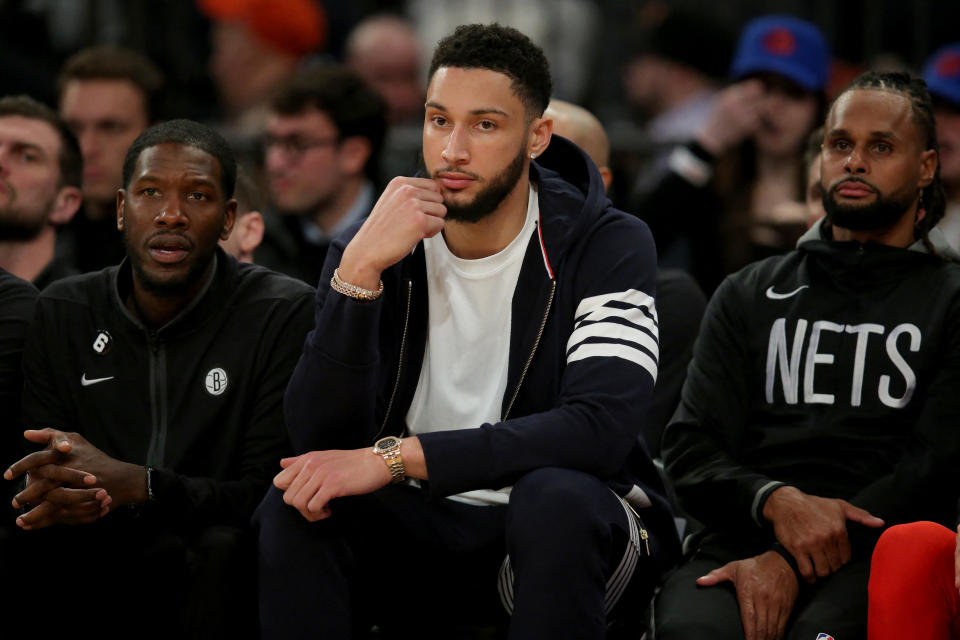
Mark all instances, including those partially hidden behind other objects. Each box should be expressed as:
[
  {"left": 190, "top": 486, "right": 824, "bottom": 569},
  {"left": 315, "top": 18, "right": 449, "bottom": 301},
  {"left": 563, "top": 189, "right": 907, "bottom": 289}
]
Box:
[{"left": 838, "top": 71, "right": 947, "bottom": 254}]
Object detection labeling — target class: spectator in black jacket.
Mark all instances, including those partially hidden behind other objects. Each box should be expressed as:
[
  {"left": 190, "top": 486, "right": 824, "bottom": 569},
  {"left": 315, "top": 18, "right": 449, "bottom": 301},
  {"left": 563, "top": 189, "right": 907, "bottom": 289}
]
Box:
[
  {"left": 57, "top": 45, "right": 163, "bottom": 273},
  {"left": 5, "top": 119, "right": 314, "bottom": 638},
  {"left": 0, "top": 267, "right": 35, "bottom": 585},
  {"left": 655, "top": 71, "right": 960, "bottom": 640},
  {"left": 0, "top": 95, "right": 82, "bottom": 290},
  {"left": 256, "top": 65, "right": 386, "bottom": 286}
]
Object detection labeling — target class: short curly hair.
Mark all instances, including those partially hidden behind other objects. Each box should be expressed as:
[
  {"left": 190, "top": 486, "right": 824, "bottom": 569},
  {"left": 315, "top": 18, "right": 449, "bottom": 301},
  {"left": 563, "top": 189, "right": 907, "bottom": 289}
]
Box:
[
  {"left": 122, "top": 119, "right": 236, "bottom": 199},
  {"left": 428, "top": 23, "right": 552, "bottom": 119},
  {"left": 58, "top": 45, "right": 165, "bottom": 122},
  {"left": 271, "top": 65, "right": 387, "bottom": 181}
]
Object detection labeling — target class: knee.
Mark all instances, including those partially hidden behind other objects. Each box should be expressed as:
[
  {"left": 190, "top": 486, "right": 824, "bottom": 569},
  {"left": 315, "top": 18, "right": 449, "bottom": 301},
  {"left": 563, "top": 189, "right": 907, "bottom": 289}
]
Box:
[
  {"left": 255, "top": 486, "right": 310, "bottom": 557},
  {"left": 654, "top": 569, "right": 743, "bottom": 640},
  {"left": 871, "top": 521, "right": 954, "bottom": 580},
  {"left": 508, "top": 468, "right": 609, "bottom": 543}
]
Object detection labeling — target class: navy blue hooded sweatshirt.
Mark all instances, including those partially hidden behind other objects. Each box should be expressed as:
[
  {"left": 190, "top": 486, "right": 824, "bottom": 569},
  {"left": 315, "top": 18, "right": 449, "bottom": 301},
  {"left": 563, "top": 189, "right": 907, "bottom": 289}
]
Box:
[{"left": 284, "top": 135, "right": 680, "bottom": 557}]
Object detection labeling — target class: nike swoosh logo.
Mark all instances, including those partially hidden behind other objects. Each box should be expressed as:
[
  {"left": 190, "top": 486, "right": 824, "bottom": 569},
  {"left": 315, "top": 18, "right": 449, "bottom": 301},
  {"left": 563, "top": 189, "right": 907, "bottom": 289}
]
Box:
[
  {"left": 80, "top": 374, "right": 114, "bottom": 387},
  {"left": 765, "top": 285, "right": 809, "bottom": 300}
]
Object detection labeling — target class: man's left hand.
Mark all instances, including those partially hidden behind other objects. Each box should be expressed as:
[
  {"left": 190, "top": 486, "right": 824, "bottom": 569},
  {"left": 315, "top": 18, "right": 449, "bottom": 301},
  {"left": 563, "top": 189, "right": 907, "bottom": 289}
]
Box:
[
  {"left": 274, "top": 448, "right": 393, "bottom": 522},
  {"left": 696, "top": 551, "right": 800, "bottom": 640},
  {"left": 6, "top": 429, "right": 147, "bottom": 513}
]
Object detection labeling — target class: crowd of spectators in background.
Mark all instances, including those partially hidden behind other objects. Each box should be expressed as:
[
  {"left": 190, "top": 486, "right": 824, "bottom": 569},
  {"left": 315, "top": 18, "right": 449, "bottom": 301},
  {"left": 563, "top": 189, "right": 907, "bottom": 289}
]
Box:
[{"left": 4, "top": 1, "right": 960, "bottom": 638}]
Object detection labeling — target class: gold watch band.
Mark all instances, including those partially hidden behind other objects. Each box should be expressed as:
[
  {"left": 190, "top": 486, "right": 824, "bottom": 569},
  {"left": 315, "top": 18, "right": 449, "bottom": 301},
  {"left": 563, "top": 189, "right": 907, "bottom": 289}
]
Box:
[{"left": 381, "top": 449, "right": 405, "bottom": 483}]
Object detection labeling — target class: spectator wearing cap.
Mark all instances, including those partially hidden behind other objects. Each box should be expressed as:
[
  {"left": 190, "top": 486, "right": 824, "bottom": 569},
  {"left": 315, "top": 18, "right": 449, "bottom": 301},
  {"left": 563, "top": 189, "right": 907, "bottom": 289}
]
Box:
[
  {"left": 924, "top": 43, "right": 960, "bottom": 252},
  {"left": 200, "top": 0, "right": 326, "bottom": 162},
  {"left": 633, "top": 15, "right": 830, "bottom": 294}
]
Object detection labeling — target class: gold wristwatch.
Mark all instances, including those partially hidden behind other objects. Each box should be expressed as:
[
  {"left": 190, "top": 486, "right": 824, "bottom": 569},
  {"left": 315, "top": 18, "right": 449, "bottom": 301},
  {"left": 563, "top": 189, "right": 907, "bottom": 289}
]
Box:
[{"left": 373, "top": 436, "right": 405, "bottom": 483}]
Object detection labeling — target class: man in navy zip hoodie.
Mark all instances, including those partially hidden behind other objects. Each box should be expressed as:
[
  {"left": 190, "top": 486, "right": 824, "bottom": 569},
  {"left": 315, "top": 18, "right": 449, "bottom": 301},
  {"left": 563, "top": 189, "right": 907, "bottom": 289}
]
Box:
[
  {"left": 656, "top": 72, "right": 960, "bottom": 640},
  {"left": 257, "top": 24, "right": 679, "bottom": 638}
]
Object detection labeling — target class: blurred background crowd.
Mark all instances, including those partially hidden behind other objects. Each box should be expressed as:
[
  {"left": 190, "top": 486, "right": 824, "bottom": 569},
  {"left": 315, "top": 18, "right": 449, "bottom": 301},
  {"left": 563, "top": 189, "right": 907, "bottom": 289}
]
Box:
[{"left": 3, "top": 0, "right": 960, "bottom": 297}]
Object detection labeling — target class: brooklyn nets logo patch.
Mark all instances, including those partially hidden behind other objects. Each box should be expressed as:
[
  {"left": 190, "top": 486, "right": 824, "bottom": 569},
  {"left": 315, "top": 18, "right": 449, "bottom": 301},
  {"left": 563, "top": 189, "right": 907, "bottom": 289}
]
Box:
[{"left": 204, "top": 367, "right": 228, "bottom": 396}]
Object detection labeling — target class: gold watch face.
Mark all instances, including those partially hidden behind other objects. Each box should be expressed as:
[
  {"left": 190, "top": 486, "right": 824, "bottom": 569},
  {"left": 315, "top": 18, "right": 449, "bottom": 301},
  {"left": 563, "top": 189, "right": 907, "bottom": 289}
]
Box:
[{"left": 374, "top": 436, "right": 400, "bottom": 453}]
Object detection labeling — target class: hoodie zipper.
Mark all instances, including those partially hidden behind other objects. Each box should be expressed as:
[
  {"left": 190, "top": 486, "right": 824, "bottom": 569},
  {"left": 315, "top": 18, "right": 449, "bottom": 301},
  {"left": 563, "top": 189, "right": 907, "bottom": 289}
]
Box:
[
  {"left": 375, "top": 279, "right": 413, "bottom": 441},
  {"left": 145, "top": 331, "right": 167, "bottom": 466},
  {"left": 502, "top": 280, "right": 556, "bottom": 421}
]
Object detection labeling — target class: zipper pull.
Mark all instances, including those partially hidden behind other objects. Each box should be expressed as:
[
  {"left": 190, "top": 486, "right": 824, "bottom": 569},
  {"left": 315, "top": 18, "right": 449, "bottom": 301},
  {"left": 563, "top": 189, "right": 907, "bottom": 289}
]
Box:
[{"left": 639, "top": 527, "right": 651, "bottom": 556}]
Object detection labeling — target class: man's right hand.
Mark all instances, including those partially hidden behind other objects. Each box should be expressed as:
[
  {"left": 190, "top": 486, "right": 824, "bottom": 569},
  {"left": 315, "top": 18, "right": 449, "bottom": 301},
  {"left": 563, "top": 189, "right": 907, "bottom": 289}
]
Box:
[
  {"left": 13, "top": 482, "right": 110, "bottom": 529},
  {"left": 697, "top": 551, "right": 799, "bottom": 640},
  {"left": 763, "top": 485, "right": 884, "bottom": 583},
  {"left": 338, "top": 177, "right": 446, "bottom": 289}
]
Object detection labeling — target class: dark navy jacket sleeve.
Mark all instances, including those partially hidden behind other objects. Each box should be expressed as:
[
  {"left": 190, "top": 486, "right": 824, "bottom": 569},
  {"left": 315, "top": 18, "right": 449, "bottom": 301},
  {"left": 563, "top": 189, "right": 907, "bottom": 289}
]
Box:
[
  {"left": 284, "top": 235, "right": 384, "bottom": 453},
  {"left": 417, "top": 214, "right": 660, "bottom": 496}
]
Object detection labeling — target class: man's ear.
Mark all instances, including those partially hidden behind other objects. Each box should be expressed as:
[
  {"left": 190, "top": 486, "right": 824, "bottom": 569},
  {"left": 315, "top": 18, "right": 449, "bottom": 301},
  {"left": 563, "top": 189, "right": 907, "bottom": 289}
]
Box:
[
  {"left": 338, "top": 136, "right": 372, "bottom": 177},
  {"left": 528, "top": 114, "right": 553, "bottom": 159},
  {"left": 918, "top": 149, "right": 938, "bottom": 188},
  {"left": 599, "top": 167, "right": 613, "bottom": 193},
  {"left": 117, "top": 190, "right": 126, "bottom": 230},
  {"left": 239, "top": 211, "right": 265, "bottom": 254},
  {"left": 48, "top": 185, "right": 82, "bottom": 226},
  {"left": 220, "top": 198, "right": 238, "bottom": 240}
]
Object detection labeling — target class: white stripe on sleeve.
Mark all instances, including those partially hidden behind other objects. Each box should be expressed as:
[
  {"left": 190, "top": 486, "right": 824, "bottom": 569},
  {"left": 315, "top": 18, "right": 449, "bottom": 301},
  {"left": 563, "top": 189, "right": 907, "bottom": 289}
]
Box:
[
  {"left": 574, "top": 289, "right": 657, "bottom": 324},
  {"left": 567, "top": 289, "right": 659, "bottom": 381}
]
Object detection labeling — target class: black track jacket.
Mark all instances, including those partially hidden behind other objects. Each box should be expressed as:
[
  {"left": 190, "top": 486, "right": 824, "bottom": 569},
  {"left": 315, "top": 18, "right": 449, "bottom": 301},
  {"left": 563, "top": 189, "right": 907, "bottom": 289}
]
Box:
[
  {"left": 20, "top": 250, "right": 315, "bottom": 528},
  {"left": 664, "top": 220, "right": 960, "bottom": 551}
]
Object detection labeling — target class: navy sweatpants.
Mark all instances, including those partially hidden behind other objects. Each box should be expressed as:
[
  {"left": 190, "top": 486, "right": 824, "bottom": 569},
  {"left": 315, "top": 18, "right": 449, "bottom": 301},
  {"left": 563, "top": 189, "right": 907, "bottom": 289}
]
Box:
[{"left": 256, "top": 467, "right": 664, "bottom": 639}]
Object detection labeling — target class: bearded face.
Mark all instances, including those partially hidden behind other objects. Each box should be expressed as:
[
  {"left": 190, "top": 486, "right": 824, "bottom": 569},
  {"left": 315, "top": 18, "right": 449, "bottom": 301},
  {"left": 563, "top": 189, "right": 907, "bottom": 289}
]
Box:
[
  {"left": 426, "top": 143, "right": 526, "bottom": 224},
  {"left": 821, "top": 176, "right": 918, "bottom": 232}
]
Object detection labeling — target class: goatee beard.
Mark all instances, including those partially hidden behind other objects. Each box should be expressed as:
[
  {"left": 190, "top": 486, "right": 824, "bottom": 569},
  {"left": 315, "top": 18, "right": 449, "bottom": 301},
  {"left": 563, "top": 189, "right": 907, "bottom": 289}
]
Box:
[
  {"left": 430, "top": 146, "right": 526, "bottom": 224},
  {"left": 122, "top": 228, "right": 214, "bottom": 298},
  {"left": 822, "top": 179, "right": 917, "bottom": 232}
]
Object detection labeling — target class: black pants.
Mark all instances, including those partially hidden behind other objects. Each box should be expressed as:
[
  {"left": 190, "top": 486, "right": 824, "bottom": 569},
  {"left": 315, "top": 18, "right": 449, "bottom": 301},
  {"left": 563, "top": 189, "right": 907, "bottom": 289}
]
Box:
[
  {"left": 256, "top": 467, "right": 665, "bottom": 640},
  {"left": 654, "top": 535, "right": 869, "bottom": 640},
  {"left": 3, "top": 514, "right": 258, "bottom": 639}
]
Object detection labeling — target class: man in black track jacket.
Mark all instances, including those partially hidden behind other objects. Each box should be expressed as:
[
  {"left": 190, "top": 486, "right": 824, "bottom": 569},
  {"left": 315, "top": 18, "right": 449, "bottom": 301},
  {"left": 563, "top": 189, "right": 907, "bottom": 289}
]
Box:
[
  {"left": 655, "top": 72, "right": 960, "bottom": 640},
  {"left": 4, "top": 120, "right": 314, "bottom": 638},
  {"left": 257, "top": 24, "right": 679, "bottom": 639}
]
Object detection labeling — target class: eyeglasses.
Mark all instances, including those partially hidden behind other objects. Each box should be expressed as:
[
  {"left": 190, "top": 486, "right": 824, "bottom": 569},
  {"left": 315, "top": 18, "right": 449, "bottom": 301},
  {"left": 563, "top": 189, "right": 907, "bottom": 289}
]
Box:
[{"left": 263, "top": 134, "right": 340, "bottom": 159}]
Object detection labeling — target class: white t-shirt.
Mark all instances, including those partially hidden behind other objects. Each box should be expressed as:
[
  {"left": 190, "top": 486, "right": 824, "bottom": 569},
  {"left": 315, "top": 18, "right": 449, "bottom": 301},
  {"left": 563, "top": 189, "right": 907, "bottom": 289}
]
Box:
[{"left": 406, "top": 184, "right": 539, "bottom": 505}]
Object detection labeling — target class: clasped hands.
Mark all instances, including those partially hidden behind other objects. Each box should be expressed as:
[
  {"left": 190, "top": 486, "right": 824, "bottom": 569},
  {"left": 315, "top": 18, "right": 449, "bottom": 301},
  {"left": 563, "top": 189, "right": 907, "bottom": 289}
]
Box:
[
  {"left": 3, "top": 428, "right": 139, "bottom": 529},
  {"left": 696, "top": 486, "right": 885, "bottom": 640}
]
